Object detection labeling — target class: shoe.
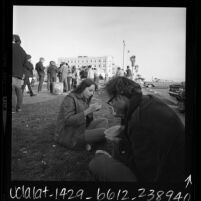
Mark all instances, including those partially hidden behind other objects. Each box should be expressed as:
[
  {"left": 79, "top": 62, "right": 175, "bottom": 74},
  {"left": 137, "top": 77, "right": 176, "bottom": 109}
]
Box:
[
  {"left": 12, "top": 111, "right": 16, "bottom": 114},
  {"left": 30, "top": 93, "right": 37, "bottom": 96},
  {"left": 16, "top": 109, "right": 22, "bottom": 112},
  {"left": 95, "top": 150, "right": 112, "bottom": 158}
]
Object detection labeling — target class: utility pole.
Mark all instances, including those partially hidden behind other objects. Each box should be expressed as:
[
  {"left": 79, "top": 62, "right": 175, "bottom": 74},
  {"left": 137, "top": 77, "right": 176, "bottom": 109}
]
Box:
[{"left": 123, "top": 40, "right": 125, "bottom": 71}]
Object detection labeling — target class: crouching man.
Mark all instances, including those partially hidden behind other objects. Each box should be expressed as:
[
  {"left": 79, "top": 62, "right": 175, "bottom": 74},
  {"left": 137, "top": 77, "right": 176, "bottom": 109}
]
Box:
[{"left": 89, "top": 76, "right": 185, "bottom": 182}]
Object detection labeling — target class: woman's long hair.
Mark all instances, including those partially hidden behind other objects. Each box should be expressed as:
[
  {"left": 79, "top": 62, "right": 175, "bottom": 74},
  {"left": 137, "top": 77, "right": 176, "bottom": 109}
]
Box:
[{"left": 73, "top": 79, "right": 97, "bottom": 103}]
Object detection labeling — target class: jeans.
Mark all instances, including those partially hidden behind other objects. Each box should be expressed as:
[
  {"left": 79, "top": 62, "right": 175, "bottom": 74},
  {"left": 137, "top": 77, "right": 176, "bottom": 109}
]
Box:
[
  {"left": 21, "top": 76, "right": 34, "bottom": 95},
  {"left": 38, "top": 74, "right": 44, "bottom": 92},
  {"left": 62, "top": 77, "right": 68, "bottom": 92},
  {"left": 67, "top": 77, "right": 72, "bottom": 91},
  {"left": 12, "top": 77, "right": 23, "bottom": 112},
  {"left": 89, "top": 154, "right": 137, "bottom": 182},
  {"left": 84, "top": 118, "right": 108, "bottom": 144}
]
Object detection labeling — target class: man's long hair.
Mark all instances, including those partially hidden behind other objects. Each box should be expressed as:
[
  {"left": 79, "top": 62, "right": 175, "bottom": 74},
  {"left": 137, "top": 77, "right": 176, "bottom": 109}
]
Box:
[{"left": 105, "top": 76, "right": 142, "bottom": 98}]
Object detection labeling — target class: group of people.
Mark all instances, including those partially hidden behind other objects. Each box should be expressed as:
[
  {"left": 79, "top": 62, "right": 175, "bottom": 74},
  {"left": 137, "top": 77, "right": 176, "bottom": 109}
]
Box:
[
  {"left": 54, "top": 76, "right": 185, "bottom": 182},
  {"left": 35, "top": 59, "right": 101, "bottom": 94},
  {"left": 115, "top": 66, "right": 133, "bottom": 79}
]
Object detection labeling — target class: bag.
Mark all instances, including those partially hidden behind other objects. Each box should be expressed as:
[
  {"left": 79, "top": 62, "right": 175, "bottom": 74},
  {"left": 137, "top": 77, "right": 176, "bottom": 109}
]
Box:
[{"left": 53, "top": 82, "right": 63, "bottom": 95}]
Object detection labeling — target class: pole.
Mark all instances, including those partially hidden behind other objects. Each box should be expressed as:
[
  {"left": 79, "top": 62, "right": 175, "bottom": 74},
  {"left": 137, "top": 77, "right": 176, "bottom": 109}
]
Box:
[{"left": 123, "top": 40, "right": 125, "bottom": 71}]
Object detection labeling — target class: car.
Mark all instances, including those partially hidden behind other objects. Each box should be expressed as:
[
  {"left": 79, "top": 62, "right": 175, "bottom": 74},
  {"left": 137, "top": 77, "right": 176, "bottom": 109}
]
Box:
[
  {"left": 169, "top": 82, "right": 185, "bottom": 113},
  {"left": 169, "top": 82, "right": 185, "bottom": 97}
]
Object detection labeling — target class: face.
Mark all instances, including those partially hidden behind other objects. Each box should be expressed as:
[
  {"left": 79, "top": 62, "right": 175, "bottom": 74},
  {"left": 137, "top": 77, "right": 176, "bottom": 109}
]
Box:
[
  {"left": 82, "top": 84, "right": 95, "bottom": 99},
  {"left": 107, "top": 95, "right": 128, "bottom": 117}
]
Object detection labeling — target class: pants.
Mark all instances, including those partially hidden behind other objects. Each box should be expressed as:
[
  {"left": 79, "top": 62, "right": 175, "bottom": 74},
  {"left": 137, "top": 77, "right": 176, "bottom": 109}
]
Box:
[
  {"left": 50, "top": 76, "right": 56, "bottom": 93},
  {"left": 21, "top": 76, "right": 34, "bottom": 95},
  {"left": 72, "top": 78, "right": 77, "bottom": 89},
  {"left": 89, "top": 154, "right": 137, "bottom": 182},
  {"left": 84, "top": 118, "right": 108, "bottom": 144},
  {"left": 67, "top": 77, "right": 72, "bottom": 91},
  {"left": 62, "top": 77, "right": 68, "bottom": 92},
  {"left": 38, "top": 74, "right": 44, "bottom": 92},
  {"left": 12, "top": 77, "right": 23, "bottom": 112}
]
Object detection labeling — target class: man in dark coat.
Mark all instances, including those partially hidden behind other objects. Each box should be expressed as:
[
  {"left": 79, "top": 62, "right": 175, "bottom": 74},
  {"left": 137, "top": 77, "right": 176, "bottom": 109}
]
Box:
[
  {"left": 21, "top": 55, "right": 37, "bottom": 96},
  {"left": 89, "top": 76, "right": 185, "bottom": 182},
  {"left": 35, "top": 57, "right": 45, "bottom": 93},
  {"left": 47, "top": 61, "right": 58, "bottom": 93},
  {"left": 12, "top": 34, "right": 27, "bottom": 113}
]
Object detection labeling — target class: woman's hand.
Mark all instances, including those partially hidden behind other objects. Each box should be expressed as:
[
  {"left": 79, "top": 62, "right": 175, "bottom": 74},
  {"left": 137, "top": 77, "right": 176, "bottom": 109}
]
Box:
[{"left": 84, "top": 103, "right": 102, "bottom": 116}]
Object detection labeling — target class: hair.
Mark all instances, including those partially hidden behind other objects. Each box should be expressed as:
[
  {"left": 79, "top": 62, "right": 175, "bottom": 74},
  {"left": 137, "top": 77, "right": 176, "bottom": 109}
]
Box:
[
  {"left": 73, "top": 79, "right": 97, "bottom": 94},
  {"left": 105, "top": 76, "right": 142, "bottom": 98},
  {"left": 13, "top": 34, "right": 21, "bottom": 44}
]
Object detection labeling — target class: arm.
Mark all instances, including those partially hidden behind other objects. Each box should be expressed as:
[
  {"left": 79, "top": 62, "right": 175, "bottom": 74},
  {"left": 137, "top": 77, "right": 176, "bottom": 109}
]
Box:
[{"left": 62, "top": 96, "right": 86, "bottom": 126}]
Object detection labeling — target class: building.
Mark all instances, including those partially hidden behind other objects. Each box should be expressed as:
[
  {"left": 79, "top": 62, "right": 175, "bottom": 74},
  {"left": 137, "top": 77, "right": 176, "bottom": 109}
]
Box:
[{"left": 58, "top": 56, "right": 115, "bottom": 77}]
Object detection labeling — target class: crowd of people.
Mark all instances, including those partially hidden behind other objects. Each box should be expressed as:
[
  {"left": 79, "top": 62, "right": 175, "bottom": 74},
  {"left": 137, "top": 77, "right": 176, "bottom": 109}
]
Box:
[{"left": 12, "top": 34, "right": 185, "bottom": 182}]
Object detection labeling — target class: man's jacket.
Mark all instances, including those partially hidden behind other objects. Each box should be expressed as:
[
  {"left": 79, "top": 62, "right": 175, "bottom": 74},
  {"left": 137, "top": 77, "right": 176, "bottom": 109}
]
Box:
[{"left": 115, "top": 94, "right": 185, "bottom": 182}]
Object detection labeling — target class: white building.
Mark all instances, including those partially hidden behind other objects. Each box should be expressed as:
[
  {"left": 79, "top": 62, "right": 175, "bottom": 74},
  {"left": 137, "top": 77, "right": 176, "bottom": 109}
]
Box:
[{"left": 58, "top": 56, "right": 115, "bottom": 77}]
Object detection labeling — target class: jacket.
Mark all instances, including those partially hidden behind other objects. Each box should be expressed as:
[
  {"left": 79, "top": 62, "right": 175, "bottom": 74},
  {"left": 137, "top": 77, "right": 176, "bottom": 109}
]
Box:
[
  {"left": 47, "top": 65, "right": 58, "bottom": 80},
  {"left": 115, "top": 94, "right": 185, "bottom": 182},
  {"left": 23, "top": 61, "right": 34, "bottom": 78},
  {"left": 59, "top": 65, "right": 69, "bottom": 80},
  {"left": 12, "top": 43, "right": 27, "bottom": 79},
  {"left": 35, "top": 61, "right": 45, "bottom": 76},
  {"left": 54, "top": 92, "right": 93, "bottom": 149}
]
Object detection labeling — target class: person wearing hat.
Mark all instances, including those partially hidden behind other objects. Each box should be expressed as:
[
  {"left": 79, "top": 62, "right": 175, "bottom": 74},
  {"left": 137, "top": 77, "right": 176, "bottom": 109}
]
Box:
[
  {"left": 89, "top": 76, "right": 185, "bottom": 182},
  {"left": 21, "top": 55, "right": 37, "bottom": 97},
  {"left": 35, "top": 57, "right": 45, "bottom": 93},
  {"left": 12, "top": 34, "right": 27, "bottom": 113}
]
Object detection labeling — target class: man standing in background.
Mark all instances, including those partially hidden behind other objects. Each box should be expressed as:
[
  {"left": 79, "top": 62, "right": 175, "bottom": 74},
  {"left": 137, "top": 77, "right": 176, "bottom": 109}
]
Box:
[
  {"left": 12, "top": 34, "right": 27, "bottom": 113},
  {"left": 35, "top": 57, "right": 45, "bottom": 93},
  {"left": 21, "top": 54, "right": 37, "bottom": 97},
  {"left": 47, "top": 61, "right": 58, "bottom": 93}
]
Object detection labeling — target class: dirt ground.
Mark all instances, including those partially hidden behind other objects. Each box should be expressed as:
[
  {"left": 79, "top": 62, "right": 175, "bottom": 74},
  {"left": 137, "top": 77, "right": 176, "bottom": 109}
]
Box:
[{"left": 11, "top": 86, "right": 120, "bottom": 181}]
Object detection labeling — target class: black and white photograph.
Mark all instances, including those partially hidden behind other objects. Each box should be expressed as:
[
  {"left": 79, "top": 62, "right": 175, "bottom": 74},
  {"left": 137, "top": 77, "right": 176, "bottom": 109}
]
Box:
[
  {"left": 10, "top": 5, "right": 187, "bottom": 182},
  {"left": 2, "top": 1, "right": 198, "bottom": 199}
]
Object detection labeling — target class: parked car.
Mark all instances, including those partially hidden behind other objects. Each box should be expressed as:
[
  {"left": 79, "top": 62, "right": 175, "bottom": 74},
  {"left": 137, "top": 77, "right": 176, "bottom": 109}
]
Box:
[
  {"left": 169, "top": 82, "right": 185, "bottom": 97},
  {"left": 169, "top": 82, "right": 185, "bottom": 113}
]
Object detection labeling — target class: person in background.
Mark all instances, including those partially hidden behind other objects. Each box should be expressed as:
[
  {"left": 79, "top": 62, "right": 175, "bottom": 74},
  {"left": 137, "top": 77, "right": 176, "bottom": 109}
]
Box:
[
  {"left": 35, "top": 57, "right": 45, "bottom": 93},
  {"left": 54, "top": 79, "right": 108, "bottom": 151},
  {"left": 67, "top": 65, "right": 73, "bottom": 91},
  {"left": 87, "top": 65, "right": 94, "bottom": 80},
  {"left": 89, "top": 76, "right": 185, "bottom": 182},
  {"left": 47, "top": 61, "right": 58, "bottom": 93},
  {"left": 94, "top": 68, "right": 100, "bottom": 91},
  {"left": 126, "top": 66, "right": 132, "bottom": 79},
  {"left": 59, "top": 62, "right": 69, "bottom": 93},
  {"left": 46, "top": 63, "right": 51, "bottom": 91},
  {"left": 115, "top": 67, "right": 122, "bottom": 77},
  {"left": 21, "top": 54, "right": 37, "bottom": 96},
  {"left": 57, "top": 64, "right": 63, "bottom": 82},
  {"left": 71, "top": 66, "right": 78, "bottom": 89},
  {"left": 12, "top": 34, "right": 27, "bottom": 113}
]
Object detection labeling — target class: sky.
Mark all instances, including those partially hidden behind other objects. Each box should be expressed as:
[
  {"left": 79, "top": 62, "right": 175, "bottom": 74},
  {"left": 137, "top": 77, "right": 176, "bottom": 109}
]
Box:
[{"left": 13, "top": 6, "right": 186, "bottom": 81}]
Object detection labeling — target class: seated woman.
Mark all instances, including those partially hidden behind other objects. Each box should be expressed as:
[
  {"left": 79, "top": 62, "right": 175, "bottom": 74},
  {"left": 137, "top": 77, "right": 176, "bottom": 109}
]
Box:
[{"left": 54, "top": 79, "right": 108, "bottom": 150}]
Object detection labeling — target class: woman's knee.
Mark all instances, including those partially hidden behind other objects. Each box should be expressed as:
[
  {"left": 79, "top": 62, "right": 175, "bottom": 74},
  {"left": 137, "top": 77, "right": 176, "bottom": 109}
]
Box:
[{"left": 96, "top": 118, "right": 109, "bottom": 128}]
